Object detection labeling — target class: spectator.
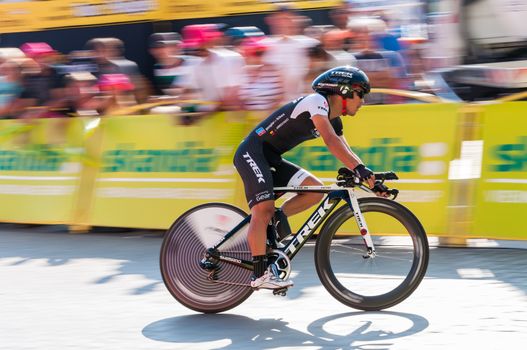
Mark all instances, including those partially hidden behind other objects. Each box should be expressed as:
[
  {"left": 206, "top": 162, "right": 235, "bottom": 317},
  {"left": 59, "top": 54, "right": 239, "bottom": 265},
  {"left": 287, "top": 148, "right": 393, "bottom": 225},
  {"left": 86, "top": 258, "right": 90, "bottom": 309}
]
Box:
[
  {"left": 330, "top": 4, "right": 354, "bottom": 49},
  {"left": 239, "top": 37, "right": 284, "bottom": 113},
  {"left": 17, "top": 42, "right": 65, "bottom": 118},
  {"left": 58, "top": 50, "right": 97, "bottom": 77},
  {"left": 320, "top": 29, "right": 357, "bottom": 67},
  {"left": 225, "top": 26, "right": 265, "bottom": 50},
  {"left": 86, "top": 38, "right": 136, "bottom": 76},
  {"left": 303, "top": 24, "right": 334, "bottom": 43},
  {"left": 86, "top": 37, "right": 150, "bottom": 103},
  {"left": 330, "top": 4, "right": 351, "bottom": 31},
  {"left": 262, "top": 4, "right": 319, "bottom": 101},
  {"left": 149, "top": 32, "right": 199, "bottom": 96},
  {"left": 295, "top": 15, "right": 313, "bottom": 36},
  {"left": 348, "top": 22, "right": 395, "bottom": 104},
  {"left": 0, "top": 48, "right": 26, "bottom": 65},
  {"left": 182, "top": 24, "right": 245, "bottom": 112},
  {"left": 61, "top": 72, "right": 101, "bottom": 117},
  {"left": 96, "top": 73, "right": 138, "bottom": 116},
  {"left": 372, "top": 12, "right": 403, "bottom": 52},
  {"left": 304, "top": 44, "right": 332, "bottom": 94},
  {"left": 0, "top": 59, "right": 24, "bottom": 118},
  {"left": 357, "top": 17, "right": 410, "bottom": 96}
]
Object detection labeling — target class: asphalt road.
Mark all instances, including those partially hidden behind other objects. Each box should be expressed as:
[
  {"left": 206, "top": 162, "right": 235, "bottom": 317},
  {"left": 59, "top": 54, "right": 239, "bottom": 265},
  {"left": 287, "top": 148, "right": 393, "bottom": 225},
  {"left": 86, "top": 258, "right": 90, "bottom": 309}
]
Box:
[{"left": 0, "top": 224, "right": 526, "bottom": 350}]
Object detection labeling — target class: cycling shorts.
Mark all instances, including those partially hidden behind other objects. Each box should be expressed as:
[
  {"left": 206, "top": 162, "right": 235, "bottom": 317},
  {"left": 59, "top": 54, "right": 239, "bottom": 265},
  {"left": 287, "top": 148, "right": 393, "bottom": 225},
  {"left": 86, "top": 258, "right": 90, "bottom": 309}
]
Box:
[{"left": 233, "top": 137, "right": 313, "bottom": 208}]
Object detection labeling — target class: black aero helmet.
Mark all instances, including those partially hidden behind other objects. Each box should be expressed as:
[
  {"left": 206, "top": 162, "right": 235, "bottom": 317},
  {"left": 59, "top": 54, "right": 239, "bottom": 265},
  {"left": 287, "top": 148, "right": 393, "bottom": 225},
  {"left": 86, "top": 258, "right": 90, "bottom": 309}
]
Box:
[{"left": 312, "top": 66, "right": 370, "bottom": 99}]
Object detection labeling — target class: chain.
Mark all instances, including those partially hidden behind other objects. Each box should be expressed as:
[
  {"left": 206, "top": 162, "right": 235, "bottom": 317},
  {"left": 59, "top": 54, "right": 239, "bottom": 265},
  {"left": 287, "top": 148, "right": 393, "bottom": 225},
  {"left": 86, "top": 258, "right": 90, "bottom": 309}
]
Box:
[{"left": 207, "top": 271, "right": 252, "bottom": 288}]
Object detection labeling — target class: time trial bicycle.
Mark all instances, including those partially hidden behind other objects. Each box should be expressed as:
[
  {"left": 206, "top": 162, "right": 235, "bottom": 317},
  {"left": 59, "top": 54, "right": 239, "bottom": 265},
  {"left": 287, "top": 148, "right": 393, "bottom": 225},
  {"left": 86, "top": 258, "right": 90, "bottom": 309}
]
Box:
[{"left": 160, "top": 168, "right": 429, "bottom": 313}]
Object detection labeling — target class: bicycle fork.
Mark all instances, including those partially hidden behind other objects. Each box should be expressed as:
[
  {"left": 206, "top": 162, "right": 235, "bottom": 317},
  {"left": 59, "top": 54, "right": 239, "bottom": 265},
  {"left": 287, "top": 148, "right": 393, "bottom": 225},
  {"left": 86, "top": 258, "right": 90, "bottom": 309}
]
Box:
[{"left": 347, "top": 189, "right": 376, "bottom": 258}]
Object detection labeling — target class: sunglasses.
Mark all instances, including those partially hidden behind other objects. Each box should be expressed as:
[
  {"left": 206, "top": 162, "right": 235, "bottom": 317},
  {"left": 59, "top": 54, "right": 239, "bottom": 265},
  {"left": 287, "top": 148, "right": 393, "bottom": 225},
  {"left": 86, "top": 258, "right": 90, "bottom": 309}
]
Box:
[{"left": 352, "top": 89, "right": 367, "bottom": 99}]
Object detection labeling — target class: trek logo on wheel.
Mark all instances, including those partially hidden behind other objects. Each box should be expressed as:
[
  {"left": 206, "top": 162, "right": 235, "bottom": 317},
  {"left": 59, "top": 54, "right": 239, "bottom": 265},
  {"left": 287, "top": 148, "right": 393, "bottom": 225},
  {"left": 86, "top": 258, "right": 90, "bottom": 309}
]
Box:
[{"left": 243, "top": 152, "right": 265, "bottom": 183}]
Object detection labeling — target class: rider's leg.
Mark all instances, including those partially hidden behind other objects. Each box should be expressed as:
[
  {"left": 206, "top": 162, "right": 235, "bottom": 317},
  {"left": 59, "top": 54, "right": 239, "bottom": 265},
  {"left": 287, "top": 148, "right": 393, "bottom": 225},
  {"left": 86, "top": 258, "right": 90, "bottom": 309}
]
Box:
[
  {"left": 249, "top": 199, "right": 294, "bottom": 289},
  {"left": 281, "top": 175, "right": 324, "bottom": 217},
  {"left": 248, "top": 200, "right": 275, "bottom": 258}
]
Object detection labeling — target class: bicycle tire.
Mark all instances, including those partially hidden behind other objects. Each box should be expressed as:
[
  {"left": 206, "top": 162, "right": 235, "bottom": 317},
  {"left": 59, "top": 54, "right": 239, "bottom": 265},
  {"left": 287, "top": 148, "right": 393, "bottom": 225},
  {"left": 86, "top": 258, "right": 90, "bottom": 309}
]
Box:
[
  {"left": 315, "top": 197, "right": 429, "bottom": 311},
  {"left": 160, "top": 203, "right": 253, "bottom": 313}
]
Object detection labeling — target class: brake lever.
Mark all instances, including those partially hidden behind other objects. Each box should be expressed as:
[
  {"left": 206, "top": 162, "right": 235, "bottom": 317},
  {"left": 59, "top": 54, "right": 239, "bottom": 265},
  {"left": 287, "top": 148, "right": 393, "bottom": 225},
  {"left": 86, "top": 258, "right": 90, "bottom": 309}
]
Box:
[
  {"left": 372, "top": 181, "right": 388, "bottom": 194},
  {"left": 389, "top": 189, "right": 399, "bottom": 200},
  {"left": 336, "top": 175, "right": 356, "bottom": 187}
]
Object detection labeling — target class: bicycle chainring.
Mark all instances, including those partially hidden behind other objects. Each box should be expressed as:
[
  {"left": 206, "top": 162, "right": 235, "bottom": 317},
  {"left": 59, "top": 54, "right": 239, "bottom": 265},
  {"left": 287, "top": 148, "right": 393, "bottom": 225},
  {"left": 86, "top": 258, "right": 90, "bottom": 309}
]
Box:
[{"left": 267, "top": 249, "right": 292, "bottom": 280}]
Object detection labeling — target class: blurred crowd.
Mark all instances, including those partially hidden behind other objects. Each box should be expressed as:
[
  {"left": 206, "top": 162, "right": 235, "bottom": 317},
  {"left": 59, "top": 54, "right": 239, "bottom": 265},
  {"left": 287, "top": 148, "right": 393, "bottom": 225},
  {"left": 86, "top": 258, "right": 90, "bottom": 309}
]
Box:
[{"left": 0, "top": 4, "right": 435, "bottom": 120}]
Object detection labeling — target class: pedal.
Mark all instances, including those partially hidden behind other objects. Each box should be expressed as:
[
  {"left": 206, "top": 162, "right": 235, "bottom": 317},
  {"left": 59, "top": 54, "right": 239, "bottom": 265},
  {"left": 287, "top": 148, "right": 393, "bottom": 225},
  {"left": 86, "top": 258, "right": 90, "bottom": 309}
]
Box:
[{"left": 272, "top": 287, "right": 288, "bottom": 297}]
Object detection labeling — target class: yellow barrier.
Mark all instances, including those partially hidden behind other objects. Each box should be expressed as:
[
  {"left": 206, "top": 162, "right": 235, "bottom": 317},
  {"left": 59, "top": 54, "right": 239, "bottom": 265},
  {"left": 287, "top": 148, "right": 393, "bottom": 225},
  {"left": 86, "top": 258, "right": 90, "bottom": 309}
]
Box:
[
  {"left": 86, "top": 113, "right": 246, "bottom": 229},
  {"left": 0, "top": 118, "right": 85, "bottom": 224},
  {"left": 472, "top": 101, "right": 527, "bottom": 239},
  {"left": 0, "top": 98, "right": 526, "bottom": 240}
]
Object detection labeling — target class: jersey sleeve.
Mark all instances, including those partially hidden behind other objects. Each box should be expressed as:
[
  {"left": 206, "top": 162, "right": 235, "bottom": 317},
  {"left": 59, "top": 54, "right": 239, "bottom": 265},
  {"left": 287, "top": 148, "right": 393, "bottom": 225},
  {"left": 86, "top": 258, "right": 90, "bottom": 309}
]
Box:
[
  {"left": 305, "top": 93, "right": 329, "bottom": 118},
  {"left": 330, "top": 116, "right": 344, "bottom": 136}
]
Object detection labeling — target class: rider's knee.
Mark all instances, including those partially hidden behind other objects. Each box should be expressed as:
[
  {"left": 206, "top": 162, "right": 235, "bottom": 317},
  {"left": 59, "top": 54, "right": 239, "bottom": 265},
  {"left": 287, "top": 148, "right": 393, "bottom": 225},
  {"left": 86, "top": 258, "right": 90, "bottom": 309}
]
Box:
[
  {"left": 302, "top": 176, "right": 323, "bottom": 187},
  {"left": 251, "top": 200, "right": 275, "bottom": 222},
  {"left": 302, "top": 177, "right": 324, "bottom": 203},
  {"left": 311, "top": 192, "right": 324, "bottom": 204}
]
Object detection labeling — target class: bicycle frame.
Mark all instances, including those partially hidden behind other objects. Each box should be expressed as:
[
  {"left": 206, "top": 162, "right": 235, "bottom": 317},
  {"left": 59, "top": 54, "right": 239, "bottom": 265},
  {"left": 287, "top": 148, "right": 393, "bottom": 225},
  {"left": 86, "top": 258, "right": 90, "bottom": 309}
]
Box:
[{"left": 203, "top": 185, "right": 376, "bottom": 271}]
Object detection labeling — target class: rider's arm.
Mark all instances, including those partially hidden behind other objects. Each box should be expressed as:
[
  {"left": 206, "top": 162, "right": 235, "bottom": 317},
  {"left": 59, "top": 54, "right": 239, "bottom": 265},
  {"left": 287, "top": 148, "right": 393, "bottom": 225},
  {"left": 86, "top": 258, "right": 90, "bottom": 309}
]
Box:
[
  {"left": 312, "top": 114, "right": 363, "bottom": 170},
  {"left": 312, "top": 114, "right": 375, "bottom": 188},
  {"left": 339, "top": 133, "right": 365, "bottom": 165}
]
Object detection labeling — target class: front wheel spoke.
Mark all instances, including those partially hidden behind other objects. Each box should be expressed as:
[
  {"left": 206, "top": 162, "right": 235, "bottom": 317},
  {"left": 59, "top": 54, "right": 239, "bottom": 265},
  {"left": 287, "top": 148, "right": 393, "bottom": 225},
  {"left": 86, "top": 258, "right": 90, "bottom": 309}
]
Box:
[
  {"left": 331, "top": 243, "right": 367, "bottom": 254},
  {"left": 373, "top": 253, "right": 414, "bottom": 262},
  {"left": 331, "top": 243, "right": 415, "bottom": 262}
]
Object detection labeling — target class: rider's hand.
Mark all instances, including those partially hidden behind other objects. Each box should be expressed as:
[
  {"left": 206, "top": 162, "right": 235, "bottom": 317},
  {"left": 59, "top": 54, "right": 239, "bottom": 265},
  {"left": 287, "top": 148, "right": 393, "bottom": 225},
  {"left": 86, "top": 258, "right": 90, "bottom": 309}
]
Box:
[
  {"left": 353, "top": 164, "right": 375, "bottom": 188},
  {"left": 372, "top": 181, "right": 390, "bottom": 198}
]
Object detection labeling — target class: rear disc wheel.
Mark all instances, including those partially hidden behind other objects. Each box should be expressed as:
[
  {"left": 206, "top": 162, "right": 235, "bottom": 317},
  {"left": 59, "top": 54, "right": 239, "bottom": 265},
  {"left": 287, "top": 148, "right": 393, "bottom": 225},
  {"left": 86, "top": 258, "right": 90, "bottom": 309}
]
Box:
[{"left": 160, "top": 203, "right": 253, "bottom": 313}]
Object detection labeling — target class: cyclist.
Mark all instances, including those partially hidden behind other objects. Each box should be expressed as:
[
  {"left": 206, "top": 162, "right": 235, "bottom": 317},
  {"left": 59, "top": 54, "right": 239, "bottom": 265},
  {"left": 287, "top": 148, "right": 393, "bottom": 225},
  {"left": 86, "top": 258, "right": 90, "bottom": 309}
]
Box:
[{"left": 233, "top": 65, "right": 379, "bottom": 290}]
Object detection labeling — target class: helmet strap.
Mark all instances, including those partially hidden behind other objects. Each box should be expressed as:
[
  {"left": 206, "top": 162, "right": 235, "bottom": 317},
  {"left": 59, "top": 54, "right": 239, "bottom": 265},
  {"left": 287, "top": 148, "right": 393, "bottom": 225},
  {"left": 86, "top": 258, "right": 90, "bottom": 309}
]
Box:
[{"left": 341, "top": 96, "right": 347, "bottom": 116}]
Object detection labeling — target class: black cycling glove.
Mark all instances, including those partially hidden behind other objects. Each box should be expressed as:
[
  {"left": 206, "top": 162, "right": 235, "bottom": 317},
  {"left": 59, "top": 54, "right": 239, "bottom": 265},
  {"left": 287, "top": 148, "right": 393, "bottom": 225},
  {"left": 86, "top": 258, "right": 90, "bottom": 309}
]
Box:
[{"left": 353, "top": 164, "right": 374, "bottom": 182}]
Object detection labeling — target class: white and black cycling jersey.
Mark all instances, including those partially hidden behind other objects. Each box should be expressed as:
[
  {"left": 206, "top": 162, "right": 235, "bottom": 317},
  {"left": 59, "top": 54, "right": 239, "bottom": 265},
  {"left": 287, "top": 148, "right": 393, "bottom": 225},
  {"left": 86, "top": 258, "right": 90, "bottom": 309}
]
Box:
[
  {"left": 234, "top": 93, "right": 344, "bottom": 208},
  {"left": 247, "top": 93, "right": 343, "bottom": 155}
]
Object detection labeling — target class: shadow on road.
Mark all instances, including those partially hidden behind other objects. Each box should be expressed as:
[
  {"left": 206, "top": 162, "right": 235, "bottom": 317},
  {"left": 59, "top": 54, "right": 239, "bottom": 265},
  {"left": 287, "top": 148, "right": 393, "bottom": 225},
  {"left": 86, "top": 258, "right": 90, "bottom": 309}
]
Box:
[
  {"left": 1, "top": 224, "right": 526, "bottom": 297},
  {"left": 0, "top": 224, "right": 165, "bottom": 295},
  {"left": 142, "top": 311, "right": 429, "bottom": 349}
]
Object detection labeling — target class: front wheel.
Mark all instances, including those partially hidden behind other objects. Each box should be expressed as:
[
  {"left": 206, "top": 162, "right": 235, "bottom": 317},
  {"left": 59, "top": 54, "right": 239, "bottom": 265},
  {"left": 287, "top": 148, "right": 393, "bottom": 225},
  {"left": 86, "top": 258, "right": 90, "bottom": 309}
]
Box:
[
  {"left": 315, "top": 197, "right": 429, "bottom": 311},
  {"left": 160, "top": 203, "right": 253, "bottom": 313}
]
